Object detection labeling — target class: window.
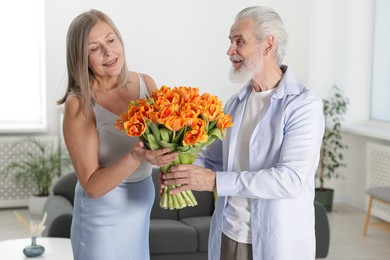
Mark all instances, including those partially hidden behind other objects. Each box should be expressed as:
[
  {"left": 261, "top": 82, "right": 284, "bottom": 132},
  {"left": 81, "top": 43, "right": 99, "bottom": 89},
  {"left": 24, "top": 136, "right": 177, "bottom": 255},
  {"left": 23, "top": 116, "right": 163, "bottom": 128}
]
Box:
[
  {"left": 0, "top": 1, "right": 46, "bottom": 133},
  {"left": 371, "top": 0, "right": 390, "bottom": 122}
]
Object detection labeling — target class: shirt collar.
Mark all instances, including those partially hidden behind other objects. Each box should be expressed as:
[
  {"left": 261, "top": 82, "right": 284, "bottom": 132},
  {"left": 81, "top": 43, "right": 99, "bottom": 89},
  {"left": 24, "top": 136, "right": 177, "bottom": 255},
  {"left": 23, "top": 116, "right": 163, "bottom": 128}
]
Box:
[{"left": 273, "top": 65, "right": 300, "bottom": 99}]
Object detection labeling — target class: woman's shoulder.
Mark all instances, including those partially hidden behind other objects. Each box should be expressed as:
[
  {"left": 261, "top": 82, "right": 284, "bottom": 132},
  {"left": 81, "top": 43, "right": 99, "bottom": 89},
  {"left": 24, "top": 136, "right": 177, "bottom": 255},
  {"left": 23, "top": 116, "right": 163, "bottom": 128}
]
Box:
[
  {"left": 64, "top": 94, "right": 96, "bottom": 124},
  {"left": 64, "top": 94, "right": 83, "bottom": 115},
  {"left": 128, "top": 71, "right": 154, "bottom": 82},
  {"left": 65, "top": 92, "right": 82, "bottom": 106}
]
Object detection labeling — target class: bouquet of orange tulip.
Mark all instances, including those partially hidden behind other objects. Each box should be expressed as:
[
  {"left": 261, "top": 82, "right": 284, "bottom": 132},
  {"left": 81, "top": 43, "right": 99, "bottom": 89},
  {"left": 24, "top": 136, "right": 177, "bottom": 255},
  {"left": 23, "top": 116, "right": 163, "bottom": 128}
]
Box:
[{"left": 115, "top": 86, "right": 233, "bottom": 209}]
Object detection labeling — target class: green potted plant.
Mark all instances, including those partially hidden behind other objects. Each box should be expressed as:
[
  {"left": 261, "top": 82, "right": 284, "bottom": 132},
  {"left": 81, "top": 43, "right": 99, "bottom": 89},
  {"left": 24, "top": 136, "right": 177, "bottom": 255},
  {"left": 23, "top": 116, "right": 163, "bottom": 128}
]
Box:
[
  {"left": 2, "top": 136, "right": 71, "bottom": 215},
  {"left": 315, "top": 83, "right": 349, "bottom": 212}
]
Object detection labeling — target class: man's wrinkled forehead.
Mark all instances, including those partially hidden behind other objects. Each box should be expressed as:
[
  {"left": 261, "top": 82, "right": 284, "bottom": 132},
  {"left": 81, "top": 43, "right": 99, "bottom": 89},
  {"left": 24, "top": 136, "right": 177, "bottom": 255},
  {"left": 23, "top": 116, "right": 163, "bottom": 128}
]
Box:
[{"left": 229, "top": 18, "right": 255, "bottom": 39}]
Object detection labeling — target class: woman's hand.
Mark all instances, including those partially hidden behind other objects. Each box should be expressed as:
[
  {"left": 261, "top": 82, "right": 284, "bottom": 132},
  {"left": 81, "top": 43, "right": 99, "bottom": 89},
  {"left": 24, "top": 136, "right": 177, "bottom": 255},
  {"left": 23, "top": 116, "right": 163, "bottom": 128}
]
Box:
[
  {"left": 162, "top": 164, "right": 216, "bottom": 193},
  {"left": 131, "top": 142, "right": 178, "bottom": 167}
]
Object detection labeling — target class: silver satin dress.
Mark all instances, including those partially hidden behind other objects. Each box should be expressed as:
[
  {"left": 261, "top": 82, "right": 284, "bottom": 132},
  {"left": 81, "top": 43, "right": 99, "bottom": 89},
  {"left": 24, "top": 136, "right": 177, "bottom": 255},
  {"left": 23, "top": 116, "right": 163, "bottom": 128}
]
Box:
[{"left": 71, "top": 74, "right": 154, "bottom": 260}]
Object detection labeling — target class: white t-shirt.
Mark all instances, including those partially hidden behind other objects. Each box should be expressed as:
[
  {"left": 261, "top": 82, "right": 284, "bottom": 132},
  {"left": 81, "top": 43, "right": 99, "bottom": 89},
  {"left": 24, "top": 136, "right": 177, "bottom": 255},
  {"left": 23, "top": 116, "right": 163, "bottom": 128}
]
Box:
[{"left": 222, "top": 87, "right": 275, "bottom": 244}]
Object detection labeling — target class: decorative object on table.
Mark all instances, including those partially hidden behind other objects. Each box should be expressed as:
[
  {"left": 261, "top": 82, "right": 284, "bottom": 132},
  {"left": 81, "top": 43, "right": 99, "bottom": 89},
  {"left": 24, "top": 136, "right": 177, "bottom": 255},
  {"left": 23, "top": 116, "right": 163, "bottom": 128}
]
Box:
[
  {"left": 14, "top": 211, "right": 47, "bottom": 257},
  {"left": 1, "top": 136, "right": 71, "bottom": 215},
  {"left": 23, "top": 236, "right": 45, "bottom": 258},
  {"left": 115, "top": 86, "right": 233, "bottom": 209},
  {"left": 315, "top": 83, "right": 349, "bottom": 212}
]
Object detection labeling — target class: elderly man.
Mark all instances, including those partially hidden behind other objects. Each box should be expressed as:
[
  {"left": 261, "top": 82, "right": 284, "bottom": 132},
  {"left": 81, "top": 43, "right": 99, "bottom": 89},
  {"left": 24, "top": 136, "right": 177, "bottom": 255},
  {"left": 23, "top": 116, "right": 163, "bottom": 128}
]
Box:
[{"left": 163, "top": 6, "right": 324, "bottom": 260}]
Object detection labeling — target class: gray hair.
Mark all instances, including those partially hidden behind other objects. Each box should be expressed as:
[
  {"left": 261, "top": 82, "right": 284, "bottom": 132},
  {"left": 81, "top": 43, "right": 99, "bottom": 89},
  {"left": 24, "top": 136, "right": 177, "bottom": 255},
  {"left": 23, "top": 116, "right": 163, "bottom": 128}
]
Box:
[
  {"left": 235, "top": 6, "right": 288, "bottom": 64},
  {"left": 57, "top": 9, "right": 129, "bottom": 116}
]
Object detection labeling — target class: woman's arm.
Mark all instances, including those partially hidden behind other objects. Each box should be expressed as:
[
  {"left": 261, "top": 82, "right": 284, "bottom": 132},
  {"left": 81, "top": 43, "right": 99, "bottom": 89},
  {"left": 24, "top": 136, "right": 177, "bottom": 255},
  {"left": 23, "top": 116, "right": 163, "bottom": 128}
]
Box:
[{"left": 63, "top": 95, "right": 176, "bottom": 198}]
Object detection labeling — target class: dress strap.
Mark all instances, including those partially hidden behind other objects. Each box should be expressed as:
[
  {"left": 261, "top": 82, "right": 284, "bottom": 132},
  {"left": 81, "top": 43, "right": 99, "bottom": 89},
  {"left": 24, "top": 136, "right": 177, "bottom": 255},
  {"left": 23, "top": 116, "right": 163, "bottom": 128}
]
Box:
[{"left": 137, "top": 73, "right": 149, "bottom": 98}]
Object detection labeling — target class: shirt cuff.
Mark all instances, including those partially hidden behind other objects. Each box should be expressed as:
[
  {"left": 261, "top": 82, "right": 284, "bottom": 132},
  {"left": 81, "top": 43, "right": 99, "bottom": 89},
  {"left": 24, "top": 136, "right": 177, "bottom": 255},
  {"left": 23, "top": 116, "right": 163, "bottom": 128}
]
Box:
[{"left": 216, "top": 171, "right": 241, "bottom": 196}]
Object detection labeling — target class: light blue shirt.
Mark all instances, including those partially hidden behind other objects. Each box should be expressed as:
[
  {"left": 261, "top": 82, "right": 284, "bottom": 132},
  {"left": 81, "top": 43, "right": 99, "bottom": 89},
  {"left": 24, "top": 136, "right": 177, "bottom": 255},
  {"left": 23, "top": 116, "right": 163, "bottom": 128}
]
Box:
[{"left": 195, "top": 66, "right": 325, "bottom": 260}]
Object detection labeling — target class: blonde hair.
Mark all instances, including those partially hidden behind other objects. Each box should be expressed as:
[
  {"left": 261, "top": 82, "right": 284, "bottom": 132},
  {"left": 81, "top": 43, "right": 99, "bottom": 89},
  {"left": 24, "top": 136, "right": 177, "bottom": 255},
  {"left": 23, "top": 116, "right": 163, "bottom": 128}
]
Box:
[{"left": 57, "top": 9, "right": 129, "bottom": 115}]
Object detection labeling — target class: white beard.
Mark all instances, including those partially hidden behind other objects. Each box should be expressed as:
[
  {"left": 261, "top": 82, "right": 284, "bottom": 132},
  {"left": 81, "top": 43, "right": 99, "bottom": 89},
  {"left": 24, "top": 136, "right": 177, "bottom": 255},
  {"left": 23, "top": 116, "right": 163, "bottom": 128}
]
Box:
[{"left": 229, "top": 53, "right": 263, "bottom": 83}]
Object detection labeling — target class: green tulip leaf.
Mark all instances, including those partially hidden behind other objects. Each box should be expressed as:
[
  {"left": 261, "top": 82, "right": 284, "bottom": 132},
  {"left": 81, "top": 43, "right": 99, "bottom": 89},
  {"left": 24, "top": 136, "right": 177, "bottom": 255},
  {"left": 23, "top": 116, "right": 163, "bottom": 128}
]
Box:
[
  {"left": 146, "top": 134, "right": 160, "bottom": 150},
  {"left": 160, "top": 127, "right": 171, "bottom": 142},
  {"left": 160, "top": 140, "right": 178, "bottom": 151},
  {"left": 208, "top": 128, "right": 223, "bottom": 139}
]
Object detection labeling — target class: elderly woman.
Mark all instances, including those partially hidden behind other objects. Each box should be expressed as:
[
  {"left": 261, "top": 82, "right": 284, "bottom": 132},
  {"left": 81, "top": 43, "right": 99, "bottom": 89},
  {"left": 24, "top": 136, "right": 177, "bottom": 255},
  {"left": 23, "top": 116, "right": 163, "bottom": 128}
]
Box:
[{"left": 58, "top": 9, "right": 177, "bottom": 260}]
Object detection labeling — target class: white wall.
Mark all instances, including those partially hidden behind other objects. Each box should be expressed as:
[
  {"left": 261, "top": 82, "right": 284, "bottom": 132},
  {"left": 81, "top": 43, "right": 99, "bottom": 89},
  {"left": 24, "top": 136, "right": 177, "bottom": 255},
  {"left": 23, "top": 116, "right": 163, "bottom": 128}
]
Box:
[
  {"left": 307, "top": 0, "right": 373, "bottom": 123},
  {"left": 45, "top": 0, "right": 312, "bottom": 135},
  {"left": 305, "top": 0, "right": 379, "bottom": 211},
  {"left": 44, "top": 0, "right": 378, "bottom": 211}
]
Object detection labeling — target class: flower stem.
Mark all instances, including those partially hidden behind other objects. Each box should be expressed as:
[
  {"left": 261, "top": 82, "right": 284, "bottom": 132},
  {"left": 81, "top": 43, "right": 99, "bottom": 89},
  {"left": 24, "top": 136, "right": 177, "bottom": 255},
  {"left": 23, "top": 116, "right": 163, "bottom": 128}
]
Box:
[
  {"left": 160, "top": 186, "right": 169, "bottom": 209},
  {"left": 186, "top": 190, "right": 198, "bottom": 206},
  {"left": 159, "top": 151, "right": 200, "bottom": 209}
]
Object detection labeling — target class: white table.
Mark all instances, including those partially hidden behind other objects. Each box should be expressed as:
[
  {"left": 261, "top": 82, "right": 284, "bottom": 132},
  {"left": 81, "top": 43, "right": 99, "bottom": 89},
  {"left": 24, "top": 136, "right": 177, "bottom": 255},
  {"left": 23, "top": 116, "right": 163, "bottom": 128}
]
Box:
[{"left": 0, "top": 237, "right": 73, "bottom": 259}]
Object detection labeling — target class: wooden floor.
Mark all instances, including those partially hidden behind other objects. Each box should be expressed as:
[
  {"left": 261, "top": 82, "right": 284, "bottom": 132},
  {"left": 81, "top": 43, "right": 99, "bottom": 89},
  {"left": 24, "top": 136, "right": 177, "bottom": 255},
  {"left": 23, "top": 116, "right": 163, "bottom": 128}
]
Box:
[
  {"left": 325, "top": 203, "right": 390, "bottom": 260},
  {"left": 0, "top": 203, "right": 389, "bottom": 259}
]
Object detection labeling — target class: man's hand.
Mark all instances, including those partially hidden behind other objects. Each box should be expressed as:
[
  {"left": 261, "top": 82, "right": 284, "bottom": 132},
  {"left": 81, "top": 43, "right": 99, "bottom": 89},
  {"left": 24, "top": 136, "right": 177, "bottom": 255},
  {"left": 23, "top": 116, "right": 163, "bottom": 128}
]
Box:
[{"left": 162, "top": 164, "right": 216, "bottom": 194}]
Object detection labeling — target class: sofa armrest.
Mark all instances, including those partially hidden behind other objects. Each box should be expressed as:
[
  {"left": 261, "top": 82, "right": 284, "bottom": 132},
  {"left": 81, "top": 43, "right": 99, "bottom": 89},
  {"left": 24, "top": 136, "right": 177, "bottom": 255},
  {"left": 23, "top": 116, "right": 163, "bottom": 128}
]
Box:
[
  {"left": 48, "top": 214, "right": 72, "bottom": 238},
  {"left": 42, "top": 195, "right": 73, "bottom": 237},
  {"left": 314, "top": 201, "right": 330, "bottom": 258}
]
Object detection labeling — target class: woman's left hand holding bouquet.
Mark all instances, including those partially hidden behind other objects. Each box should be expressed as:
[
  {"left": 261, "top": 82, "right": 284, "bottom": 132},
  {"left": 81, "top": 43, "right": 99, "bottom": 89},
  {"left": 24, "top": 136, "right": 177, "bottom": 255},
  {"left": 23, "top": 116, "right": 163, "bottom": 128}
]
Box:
[{"left": 131, "top": 141, "right": 178, "bottom": 167}]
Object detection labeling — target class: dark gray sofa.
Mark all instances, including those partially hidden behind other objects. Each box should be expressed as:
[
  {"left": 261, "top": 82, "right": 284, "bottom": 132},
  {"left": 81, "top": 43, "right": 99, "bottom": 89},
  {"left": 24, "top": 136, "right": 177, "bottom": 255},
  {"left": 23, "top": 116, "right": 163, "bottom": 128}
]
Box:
[
  {"left": 42, "top": 168, "right": 214, "bottom": 260},
  {"left": 149, "top": 170, "right": 214, "bottom": 260},
  {"left": 43, "top": 169, "right": 329, "bottom": 259}
]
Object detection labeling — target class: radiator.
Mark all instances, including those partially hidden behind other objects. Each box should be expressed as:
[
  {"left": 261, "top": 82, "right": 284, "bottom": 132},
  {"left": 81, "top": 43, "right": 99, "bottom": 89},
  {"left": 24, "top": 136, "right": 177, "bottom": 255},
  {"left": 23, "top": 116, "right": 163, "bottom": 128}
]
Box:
[
  {"left": 0, "top": 136, "right": 58, "bottom": 208},
  {"left": 366, "top": 142, "right": 390, "bottom": 221}
]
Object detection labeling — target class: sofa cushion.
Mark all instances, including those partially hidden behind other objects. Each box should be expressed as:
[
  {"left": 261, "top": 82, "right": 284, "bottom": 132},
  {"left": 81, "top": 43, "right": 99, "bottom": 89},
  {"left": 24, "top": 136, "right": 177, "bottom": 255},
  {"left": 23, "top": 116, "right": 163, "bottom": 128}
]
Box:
[
  {"left": 149, "top": 219, "right": 198, "bottom": 254},
  {"left": 178, "top": 191, "right": 214, "bottom": 219},
  {"left": 52, "top": 172, "right": 77, "bottom": 206},
  {"left": 181, "top": 216, "right": 211, "bottom": 252}
]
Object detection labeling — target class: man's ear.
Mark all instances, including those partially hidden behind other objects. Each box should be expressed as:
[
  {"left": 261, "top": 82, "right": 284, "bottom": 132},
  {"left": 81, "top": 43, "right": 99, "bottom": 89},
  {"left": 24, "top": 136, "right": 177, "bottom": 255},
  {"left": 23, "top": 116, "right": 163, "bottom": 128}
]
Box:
[{"left": 263, "top": 35, "right": 275, "bottom": 56}]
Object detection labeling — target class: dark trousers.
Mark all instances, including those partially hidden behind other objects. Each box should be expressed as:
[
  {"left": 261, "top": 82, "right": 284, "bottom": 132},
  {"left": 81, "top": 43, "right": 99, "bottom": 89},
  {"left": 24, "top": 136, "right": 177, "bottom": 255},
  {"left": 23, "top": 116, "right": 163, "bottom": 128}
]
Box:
[{"left": 220, "top": 232, "right": 253, "bottom": 260}]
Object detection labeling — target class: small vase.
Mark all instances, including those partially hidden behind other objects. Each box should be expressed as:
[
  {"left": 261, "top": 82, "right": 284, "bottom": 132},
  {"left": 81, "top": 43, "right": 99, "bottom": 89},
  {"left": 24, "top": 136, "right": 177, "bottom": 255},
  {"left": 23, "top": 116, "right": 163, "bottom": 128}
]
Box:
[{"left": 23, "top": 236, "right": 45, "bottom": 257}]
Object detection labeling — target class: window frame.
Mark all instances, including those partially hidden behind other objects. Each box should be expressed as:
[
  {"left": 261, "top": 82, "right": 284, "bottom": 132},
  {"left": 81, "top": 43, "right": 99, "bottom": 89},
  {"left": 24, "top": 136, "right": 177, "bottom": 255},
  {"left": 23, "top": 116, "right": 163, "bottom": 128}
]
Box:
[{"left": 370, "top": 0, "right": 390, "bottom": 123}]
